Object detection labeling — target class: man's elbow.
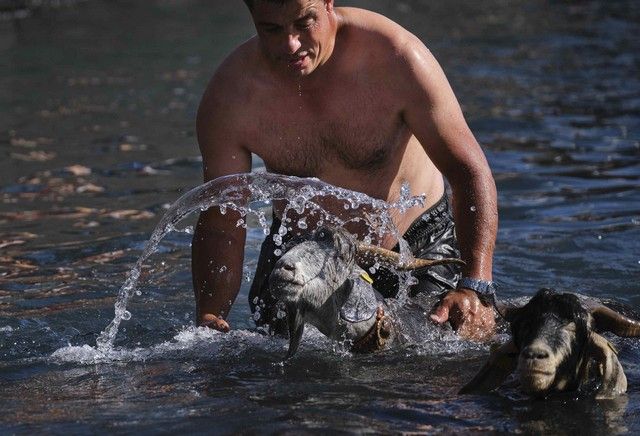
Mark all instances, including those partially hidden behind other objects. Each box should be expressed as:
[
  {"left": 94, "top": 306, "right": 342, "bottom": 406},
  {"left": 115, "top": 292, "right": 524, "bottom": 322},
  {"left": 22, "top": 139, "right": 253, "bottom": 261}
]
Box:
[{"left": 447, "top": 161, "right": 495, "bottom": 192}]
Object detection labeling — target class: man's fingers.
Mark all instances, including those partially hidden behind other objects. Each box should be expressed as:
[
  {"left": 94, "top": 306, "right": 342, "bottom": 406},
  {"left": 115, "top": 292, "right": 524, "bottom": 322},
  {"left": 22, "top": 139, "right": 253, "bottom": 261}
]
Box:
[
  {"left": 215, "top": 318, "right": 230, "bottom": 332},
  {"left": 430, "top": 301, "right": 450, "bottom": 324},
  {"left": 429, "top": 290, "right": 496, "bottom": 340},
  {"left": 201, "top": 314, "right": 230, "bottom": 332}
]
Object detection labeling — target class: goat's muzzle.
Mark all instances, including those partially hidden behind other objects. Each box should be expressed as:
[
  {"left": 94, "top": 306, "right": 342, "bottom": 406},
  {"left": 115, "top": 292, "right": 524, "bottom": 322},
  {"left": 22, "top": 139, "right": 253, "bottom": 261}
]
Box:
[{"left": 518, "top": 342, "right": 557, "bottom": 394}]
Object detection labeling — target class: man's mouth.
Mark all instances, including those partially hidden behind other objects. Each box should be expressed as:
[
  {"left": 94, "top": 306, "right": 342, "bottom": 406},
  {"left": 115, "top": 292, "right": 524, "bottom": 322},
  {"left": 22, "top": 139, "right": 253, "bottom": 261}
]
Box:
[{"left": 287, "top": 53, "right": 309, "bottom": 69}]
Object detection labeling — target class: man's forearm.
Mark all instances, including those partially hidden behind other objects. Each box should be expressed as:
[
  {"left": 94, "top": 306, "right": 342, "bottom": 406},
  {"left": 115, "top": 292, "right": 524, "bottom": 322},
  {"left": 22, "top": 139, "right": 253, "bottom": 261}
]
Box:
[
  {"left": 191, "top": 213, "right": 246, "bottom": 324},
  {"left": 450, "top": 168, "right": 498, "bottom": 281}
]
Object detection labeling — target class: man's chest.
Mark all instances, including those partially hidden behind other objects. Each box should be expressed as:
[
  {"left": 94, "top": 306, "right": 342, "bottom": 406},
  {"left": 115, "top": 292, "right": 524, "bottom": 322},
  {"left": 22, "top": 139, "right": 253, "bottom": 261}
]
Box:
[{"left": 245, "top": 81, "right": 408, "bottom": 177}]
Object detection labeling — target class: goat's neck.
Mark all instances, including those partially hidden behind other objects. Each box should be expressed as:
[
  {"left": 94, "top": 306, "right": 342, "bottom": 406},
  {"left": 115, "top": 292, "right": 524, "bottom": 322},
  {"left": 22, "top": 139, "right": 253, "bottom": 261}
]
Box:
[{"left": 304, "top": 279, "right": 352, "bottom": 339}]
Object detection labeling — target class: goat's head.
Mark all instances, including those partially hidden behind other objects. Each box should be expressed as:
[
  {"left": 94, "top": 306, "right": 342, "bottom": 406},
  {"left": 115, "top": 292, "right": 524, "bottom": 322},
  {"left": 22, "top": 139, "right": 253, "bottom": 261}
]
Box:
[
  {"left": 460, "top": 288, "right": 640, "bottom": 398},
  {"left": 269, "top": 226, "right": 465, "bottom": 359},
  {"left": 508, "top": 289, "right": 592, "bottom": 394},
  {"left": 269, "top": 226, "right": 359, "bottom": 358}
]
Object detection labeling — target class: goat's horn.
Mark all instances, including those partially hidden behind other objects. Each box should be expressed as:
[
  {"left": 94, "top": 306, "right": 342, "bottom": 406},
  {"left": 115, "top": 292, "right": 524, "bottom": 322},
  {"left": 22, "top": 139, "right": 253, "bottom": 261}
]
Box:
[
  {"left": 591, "top": 305, "right": 640, "bottom": 338},
  {"left": 355, "top": 242, "right": 465, "bottom": 271}
]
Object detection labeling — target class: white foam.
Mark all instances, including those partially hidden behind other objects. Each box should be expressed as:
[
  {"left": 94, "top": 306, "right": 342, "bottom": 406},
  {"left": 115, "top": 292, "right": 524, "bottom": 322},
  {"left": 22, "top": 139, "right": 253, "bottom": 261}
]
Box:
[{"left": 52, "top": 327, "right": 279, "bottom": 364}]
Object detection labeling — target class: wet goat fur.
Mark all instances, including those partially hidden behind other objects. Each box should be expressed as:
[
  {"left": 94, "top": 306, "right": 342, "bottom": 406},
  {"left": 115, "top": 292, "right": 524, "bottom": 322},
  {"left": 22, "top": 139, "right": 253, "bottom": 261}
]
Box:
[
  {"left": 461, "top": 288, "right": 635, "bottom": 397},
  {"left": 508, "top": 288, "right": 592, "bottom": 392},
  {"left": 268, "top": 227, "right": 365, "bottom": 335}
]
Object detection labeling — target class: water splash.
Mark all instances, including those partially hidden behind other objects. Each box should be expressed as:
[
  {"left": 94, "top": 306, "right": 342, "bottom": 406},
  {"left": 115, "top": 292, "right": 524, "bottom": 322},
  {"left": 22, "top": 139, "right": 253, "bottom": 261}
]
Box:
[{"left": 95, "top": 173, "right": 427, "bottom": 352}]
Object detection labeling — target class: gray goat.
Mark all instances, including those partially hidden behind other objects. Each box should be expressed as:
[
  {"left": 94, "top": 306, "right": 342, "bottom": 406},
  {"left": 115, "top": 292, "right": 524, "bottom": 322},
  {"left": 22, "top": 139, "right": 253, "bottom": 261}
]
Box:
[
  {"left": 460, "top": 288, "right": 640, "bottom": 399},
  {"left": 268, "top": 226, "right": 464, "bottom": 358}
]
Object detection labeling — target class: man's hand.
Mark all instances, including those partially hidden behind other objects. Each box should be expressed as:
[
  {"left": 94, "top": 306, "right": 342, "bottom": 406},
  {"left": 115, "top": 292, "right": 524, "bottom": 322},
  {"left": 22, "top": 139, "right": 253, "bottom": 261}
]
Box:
[
  {"left": 430, "top": 288, "right": 495, "bottom": 341},
  {"left": 199, "top": 313, "right": 230, "bottom": 333}
]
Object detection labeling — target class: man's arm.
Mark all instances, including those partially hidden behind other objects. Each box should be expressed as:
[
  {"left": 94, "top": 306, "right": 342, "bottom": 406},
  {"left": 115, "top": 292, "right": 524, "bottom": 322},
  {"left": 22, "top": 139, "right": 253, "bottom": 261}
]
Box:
[
  {"left": 192, "top": 69, "right": 252, "bottom": 331},
  {"left": 399, "top": 36, "right": 498, "bottom": 340}
]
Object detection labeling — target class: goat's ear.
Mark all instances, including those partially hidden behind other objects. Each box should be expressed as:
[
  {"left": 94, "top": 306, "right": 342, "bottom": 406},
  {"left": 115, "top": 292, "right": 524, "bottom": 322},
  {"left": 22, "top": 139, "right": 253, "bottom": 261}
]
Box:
[
  {"left": 494, "top": 301, "right": 523, "bottom": 323},
  {"left": 285, "top": 305, "right": 305, "bottom": 360},
  {"left": 459, "top": 340, "right": 518, "bottom": 395},
  {"left": 587, "top": 332, "right": 627, "bottom": 399},
  {"left": 590, "top": 305, "right": 640, "bottom": 337}
]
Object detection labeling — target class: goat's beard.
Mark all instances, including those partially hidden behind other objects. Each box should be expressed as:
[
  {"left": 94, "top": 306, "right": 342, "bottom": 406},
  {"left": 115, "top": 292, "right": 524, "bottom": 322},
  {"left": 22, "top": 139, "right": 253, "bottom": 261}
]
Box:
[{"left": 518, "top": 364, "right": 556, "bottom": 394}]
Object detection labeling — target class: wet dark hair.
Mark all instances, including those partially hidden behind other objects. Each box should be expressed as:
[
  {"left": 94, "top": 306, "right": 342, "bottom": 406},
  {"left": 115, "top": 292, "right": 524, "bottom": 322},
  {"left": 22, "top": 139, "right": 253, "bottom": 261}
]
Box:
[
  {"left": 509, "top": 288, "right": 590, "bottom": 349},
  {"left": 243, "top": 0, "right": 295, "bottom": 10}
]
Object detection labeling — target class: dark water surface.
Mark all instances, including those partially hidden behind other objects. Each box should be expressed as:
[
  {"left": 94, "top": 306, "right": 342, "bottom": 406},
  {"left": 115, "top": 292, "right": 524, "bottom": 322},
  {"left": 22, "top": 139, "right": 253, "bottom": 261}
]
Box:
[{"left": 1, "top": 0, "right": 639, "bottom": 433}]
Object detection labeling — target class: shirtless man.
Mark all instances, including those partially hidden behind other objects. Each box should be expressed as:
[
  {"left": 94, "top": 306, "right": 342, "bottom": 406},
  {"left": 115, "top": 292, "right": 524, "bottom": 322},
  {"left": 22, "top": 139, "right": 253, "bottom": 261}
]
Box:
[{"left": 192, "top": 0, "right": 497, "bottom": 340}]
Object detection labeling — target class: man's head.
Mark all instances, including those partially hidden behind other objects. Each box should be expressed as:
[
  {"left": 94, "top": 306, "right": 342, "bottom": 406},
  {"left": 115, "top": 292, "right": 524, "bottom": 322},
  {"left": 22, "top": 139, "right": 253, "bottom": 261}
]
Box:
[{"left": 244, "top": 0, "right": 337, "bottom": 77}]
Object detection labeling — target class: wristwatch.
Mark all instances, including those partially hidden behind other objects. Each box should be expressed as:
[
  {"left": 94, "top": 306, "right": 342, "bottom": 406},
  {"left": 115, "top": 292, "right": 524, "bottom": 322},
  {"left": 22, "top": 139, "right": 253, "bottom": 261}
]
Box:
[{"left": 457, "top": 277, "right": 497, "bottom": 304}]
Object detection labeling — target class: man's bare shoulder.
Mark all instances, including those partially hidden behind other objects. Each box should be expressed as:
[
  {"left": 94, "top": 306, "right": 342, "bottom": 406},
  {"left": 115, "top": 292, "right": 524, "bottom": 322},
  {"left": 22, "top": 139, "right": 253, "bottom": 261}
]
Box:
[
  {"left": 196, "top": 38, "right": 265, "bottom": 162},
  {"left": 199, "top": 38, "right": 262, "bottom": 115},
  {"left": 336, "top": 7, "right": 435, "bottom": 93},
  {"left": 337, "top": 7, "right": 423, "bottom": 58}
]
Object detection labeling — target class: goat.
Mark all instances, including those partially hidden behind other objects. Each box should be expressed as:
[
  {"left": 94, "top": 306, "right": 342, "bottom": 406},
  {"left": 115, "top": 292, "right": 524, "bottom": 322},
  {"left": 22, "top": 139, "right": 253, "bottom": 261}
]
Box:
[
  {"left": 460, "top": 288, "right": 640, "bottom": 399},
  {"left": 268, "top": 226, "right": 465, "bottom": 359}
]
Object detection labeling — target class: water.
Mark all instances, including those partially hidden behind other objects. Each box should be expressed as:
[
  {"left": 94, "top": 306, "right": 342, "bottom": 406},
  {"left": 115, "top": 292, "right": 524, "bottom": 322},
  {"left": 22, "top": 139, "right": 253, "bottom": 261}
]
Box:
[
  {"left": 95, "top": 172, "right": 424, "bottom": 352},
  {"left": 1, "top": 0, "right": 639, "bottom": 433}
]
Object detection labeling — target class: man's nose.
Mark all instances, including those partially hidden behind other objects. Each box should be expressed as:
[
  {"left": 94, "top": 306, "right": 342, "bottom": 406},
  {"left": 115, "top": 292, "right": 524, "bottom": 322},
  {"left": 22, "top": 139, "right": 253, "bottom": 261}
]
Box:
[{"left": 285, "top": 33, "right": 301, "bottom": 54}]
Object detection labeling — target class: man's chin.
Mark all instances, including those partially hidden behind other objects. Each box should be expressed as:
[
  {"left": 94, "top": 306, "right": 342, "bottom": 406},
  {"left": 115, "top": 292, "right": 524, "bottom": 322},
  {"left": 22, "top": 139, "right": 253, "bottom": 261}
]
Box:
[{"left": 286, "top": 64, "right": 314, "bottom": 77}]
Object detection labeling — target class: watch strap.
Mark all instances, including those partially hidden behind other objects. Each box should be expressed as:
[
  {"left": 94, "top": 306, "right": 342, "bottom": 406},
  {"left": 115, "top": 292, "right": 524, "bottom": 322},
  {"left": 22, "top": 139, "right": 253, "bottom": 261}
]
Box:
[{"left": 457, "top": 277, "right": 497, "bottom": 300}]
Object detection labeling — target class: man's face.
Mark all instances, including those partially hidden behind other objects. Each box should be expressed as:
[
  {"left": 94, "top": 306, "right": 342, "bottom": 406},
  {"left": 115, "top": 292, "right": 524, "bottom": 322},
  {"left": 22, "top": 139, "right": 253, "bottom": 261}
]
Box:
[{"left": 249, "top": 0, "right": 335, "bottom": 77}]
